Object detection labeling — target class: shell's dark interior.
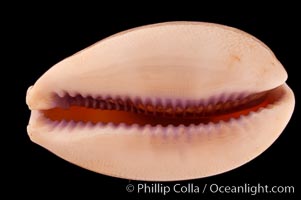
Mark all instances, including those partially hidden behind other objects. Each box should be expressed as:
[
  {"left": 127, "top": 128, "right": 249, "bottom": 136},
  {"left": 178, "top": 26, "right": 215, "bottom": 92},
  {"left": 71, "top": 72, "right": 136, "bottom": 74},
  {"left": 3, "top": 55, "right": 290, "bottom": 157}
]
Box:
[{"left": 42, "top": 87, "right": 282, "bottom": 127}]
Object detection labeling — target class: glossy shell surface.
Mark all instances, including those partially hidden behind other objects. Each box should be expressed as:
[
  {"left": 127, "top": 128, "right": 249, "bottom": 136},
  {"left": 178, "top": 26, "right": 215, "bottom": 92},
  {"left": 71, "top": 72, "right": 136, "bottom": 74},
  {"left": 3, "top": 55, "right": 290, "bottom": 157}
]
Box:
[{"left": 26, "top": 22, "right": 295, "bottom": 181}]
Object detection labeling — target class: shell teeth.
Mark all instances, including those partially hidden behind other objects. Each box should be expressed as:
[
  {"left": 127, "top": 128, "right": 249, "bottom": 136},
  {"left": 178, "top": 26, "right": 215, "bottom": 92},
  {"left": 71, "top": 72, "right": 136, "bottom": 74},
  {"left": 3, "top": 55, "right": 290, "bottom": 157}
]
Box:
[
  {"left": 165, "top": 104, "right": 174, "bottom": 117},
  {"left": 185, "top": 105, "right": 196, "bottom": 117},
  {"left": 123, "top": 98, "right": 131, "bottom": 112},
  {"left": 218, "top": 93, "right": 227, "bottom": 104},
  {"left": 48, "top": 88, "right": 273, "bottom": 129},
  {"left": 188, "top": 124, "right": 198, "bottom": 135},
  {"left": 56, "top": 120, "right": 67, "bottom": 129},
  {"left": 196, "top": 105, "right": 204, "bottom": 115},
  {"left": 94, "top": 122, "right": 103, "bottom": 128},
  {"left": 106, "top": 122, "right": 115, "bottom": 128},
  {"left": 216, "top": 102, "right": 223, "bottom": 112},
  {"left": 131, "top": 123, "right": 140, "bottom": 130},
  {"left": 155, "top": 102, "right": 165, "bottom": 116},
  {"left": 68, "top": 120, "right": 77, "bottom": 129},
  {"left": 142, "top": 124, "right": 153, "bottom": 134},
  {"left": 92, "top": 99, "right": 98, "bottom": 108},
  {"left": 84, "top": 97, "right": 90, "bottom": 107},
  {"left": 237, "top": 92, "right": 248, "bottom": 100},
  {"left": 248, "top": 93, "right": 264, "bottom": 101},
  {"left": 238, "top": 97, "right": 249, "bottom": 106},
  {"left": 208, "top": 96, "right": 217, "bottom": 105},
  {"left": 135, "top": 99, "right": 144, "bottom": 114},
  {"left": 114, "top": 98, "right": 122, "bottom": 110},
  {"left": 52, "top": 120, "right": 60, "bottom": 128},
  {"left": 99, "top": 99, "right": 107, "bottom": 110},
  {"left": 205, "top": 104, "right": 213, "bottom": 114},
  {"left": 226, "top": 93, "right": 238, "bottom": 102},
  {"left": 231, "top": 99, "right": 240, "bottom": 108},
  {"left": 175, "top": 105, "right": 184, "bottom": 117},
  {"left": 223, "top": 101, "right": 232, "bottom": 111},
  {"left": 55, "top": 87, "right": 267, "bottom": 115},
  {"left": 80, "top": 93, "right": 89, "bottom": 98},
  {"left": 68, "top": 91, "right": 77, "bottom": 97},
  {"left": 125, "top": 98, "right": 133, "bottom": 112},
  {"left": 146, "top": 103, "right": 154, "bottom": 114},
  {"left": 76, "top": 121, "right": 85, "bottom": 128},
  {"left": 105, "top": 97, "right": 114, "bottom": 110},
  {"left": 118, "top": 122, "right": 127, "bottom": 128},
  {"left": 73, "top": 96, "right": 79, "bottom": 106},
  {"left": 57, "top": 90, "right": 66, "bottom": 98},
  {"left": 164, "top": 125, "right": 175, "bottom": 137},
  {"left": 155, "top": 124, "right": 165, "bottom": 135}
]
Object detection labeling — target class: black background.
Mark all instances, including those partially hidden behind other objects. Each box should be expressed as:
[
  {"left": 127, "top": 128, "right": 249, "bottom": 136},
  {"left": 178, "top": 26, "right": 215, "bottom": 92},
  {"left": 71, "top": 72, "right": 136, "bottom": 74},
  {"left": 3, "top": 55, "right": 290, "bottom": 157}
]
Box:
[{"left": 7, "top": 6, "right": 300, "bottom": 199}]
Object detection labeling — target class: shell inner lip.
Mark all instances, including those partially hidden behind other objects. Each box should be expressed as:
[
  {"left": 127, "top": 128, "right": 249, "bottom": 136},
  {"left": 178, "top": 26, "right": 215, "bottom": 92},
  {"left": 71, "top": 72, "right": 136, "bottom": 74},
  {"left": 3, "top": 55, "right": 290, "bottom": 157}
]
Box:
[{"left": 40, "top": 86, "right": 285, "bottom": 128}]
